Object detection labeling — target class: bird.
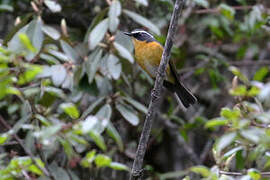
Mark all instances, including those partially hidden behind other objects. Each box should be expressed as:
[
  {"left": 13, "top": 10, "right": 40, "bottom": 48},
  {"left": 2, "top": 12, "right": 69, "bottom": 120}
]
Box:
[{"left": 124, "top": 29, "right": 196, "bottom": 108}]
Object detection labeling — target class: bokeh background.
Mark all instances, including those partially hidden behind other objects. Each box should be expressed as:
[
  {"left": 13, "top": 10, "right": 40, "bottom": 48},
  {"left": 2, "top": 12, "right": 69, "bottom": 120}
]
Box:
[{"left": 0, "top": 0, "right": 269, "bottom": 179}]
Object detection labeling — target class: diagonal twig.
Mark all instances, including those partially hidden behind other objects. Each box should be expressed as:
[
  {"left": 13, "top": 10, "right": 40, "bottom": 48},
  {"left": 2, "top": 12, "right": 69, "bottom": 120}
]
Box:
[
  {"left": 0, "top": 115, "right": 53, "bottom": 179},
  {"left": 129, "top": 0, "right": 186, "bottom": 179}
]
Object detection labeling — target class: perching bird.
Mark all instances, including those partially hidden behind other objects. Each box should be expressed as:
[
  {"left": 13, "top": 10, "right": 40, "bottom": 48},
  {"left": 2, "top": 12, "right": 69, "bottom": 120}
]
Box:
[{"left": 124, "top": 29, "right": 196, "bottom": 108}]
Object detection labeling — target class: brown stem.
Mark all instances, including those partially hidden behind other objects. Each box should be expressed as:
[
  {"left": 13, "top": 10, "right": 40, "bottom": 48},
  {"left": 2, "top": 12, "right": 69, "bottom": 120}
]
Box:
[
  {"left": 0, "top": 115, "right": 53, "bottom": 179},
  {"left": 129, "top": 0, "right": 186, "bottom": 179}
]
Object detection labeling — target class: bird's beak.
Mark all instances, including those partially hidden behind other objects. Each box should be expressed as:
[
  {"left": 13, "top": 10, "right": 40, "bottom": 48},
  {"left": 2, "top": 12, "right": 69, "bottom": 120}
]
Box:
[{"left": 123, "top": 32, "right": 132, "bottom": 36}]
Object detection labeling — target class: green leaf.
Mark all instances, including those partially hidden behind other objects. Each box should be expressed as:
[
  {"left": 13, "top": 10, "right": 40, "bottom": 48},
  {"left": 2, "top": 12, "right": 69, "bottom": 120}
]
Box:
[
  {"left": 229, "top": 85, "right": 247, "bottom": 96},
  {"left": 49, "top": 163, "right": 70, "bottom": 180},
  {"left": 96, "top": 104, "right": 112, "bottom": 121},
  {"left": 253, "top": 67, "right": 268, "bottom": 81},
  {"left": 134, "top": 0, "right": 148, "bottom": 6},
  {"left": 193, "top": 0, "right": 209, "bottom": 8},
  {"left": 113, "top": 42, "right": 134, "bottom": 63},
  {"left": 159, "top": 170, "right": 187, "bottom": 180},
  {"left": 6, "top": 87, "right": 21, "bottom": 96},
  {"left": 94, "top": 154, "right": 111, "bottom": 167},
  {"left": 219, "top": 4, "right": 235, "bottom": 20},
  {"left": 44, "top": 86, "right": 66, "bottom": 99},
  {"left": 0, "top": 4, "right": 13, "bottom": 12},
  {"left": 81, "top": 150, "right": 96, "bottom": 167},
  {"left": 25, "top": 18, "right": 44, "bottom": 61},
  {"left": 223, "top": 146, "right": 243, "bottom": 158},
  {"left": 28, "top": 164, "right": 43, "bottom": 175},
  {"left": 58, "top": 138, "right": 73, "bottom": 158},
  {"left": 109, "top": 162, "right": 129, "bottom": 171},
  {"left": 107, "top": 54, "right": 122, "bottom": 79},
  {"left": 33, "top": 125, "right": 62, "bottom": 141},
  {"left": 44, "top": 0, "right": 62, "bottom": 13},
  {"left": 88, "top": 18, "right": 109, "bottom": 50},
  {"left": 18, "top": 64, "right": 43, "bottom": 85},
  {"left": 42, "top": 25, "right": 61, "bottom": 40},
  {"left": 248, "top": 169, "right": 261, "bottom": 180},
  {"left": 35, "top": 114, "right": 51, "bottom": 126},
  {"left": 109, "top": 0, "right": 121, "bottom": 32},
  {"left": 229, "top": 66, "right": 249, "bottom": 85},
  {"left": 106, "top": 123, "right": 124, "bottom": 151},
  {"left": 205, "top": 118, "right": 228, "bottom": 128},
  {"left": 89, "top": 131, "right": 107, "bottom": 151},
  {"left": 18, "top": 33, "right": 37, "bottom": 52},
  {"left": 80, "top": 97, "right": 105, "bottom": 119},
  {"left": 220, "top": 107, "right": 241, "bottom": 120},
  {"left": 116, "top": 103, "right": 139, "bottom": 126},
  {"left": 123, "top": 10, "right": 160, "bottom": 35},
  {"left": 216, "top": 132, "right": 236, "bottom": 153},
  {"left": 48, "top": 49, "right": 70, "bottom": 62},
  {"left": 123, "top": 97, "right": 148, "bottom": 114},
  {"left": 247, "top": 86, "right": 260, "bottom": 97},
  {"left": 0, "top": 134, "right": 8, "bottom": 145},
  {"left": 240, "top": 128, "right": 263, "bottom": 143},
  {"left": 84, "top": 8, "right": 108, "bottom": 43},
  {"left": 86, "top": 49, "right": 103, "bottom": 83},
  {"left": 60, "top": 102, "right": 80, "bottom": 119},
  {"left": 60, "top": 40, "right": 79, "bottom": 62},
  {"left": 190, "top": 166, "right": 210, "bottom": 177}
]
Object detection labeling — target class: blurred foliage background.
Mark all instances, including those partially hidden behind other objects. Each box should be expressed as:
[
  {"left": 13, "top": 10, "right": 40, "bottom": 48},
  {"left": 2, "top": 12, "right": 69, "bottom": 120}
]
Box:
[{"left": 0, "top": 0, "right": 269, "bottom": 179}]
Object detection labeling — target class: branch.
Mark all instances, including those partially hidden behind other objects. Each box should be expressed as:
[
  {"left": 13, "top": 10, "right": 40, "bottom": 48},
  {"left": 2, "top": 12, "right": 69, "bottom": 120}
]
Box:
[
  {"left": 230, "top": 60, "right": 270, "bottom": 66},
  {"left": 194, "top": 6, "right": 253, "bottom": 14},
  {"left": 129, "top": 0, "right": 186, "bottom": 179},
  {"left": 0, "top": 115, "right": 53, "bottom": 179},
  {"left": 219, "top": 170, "right": 270, "bottom": 177}
]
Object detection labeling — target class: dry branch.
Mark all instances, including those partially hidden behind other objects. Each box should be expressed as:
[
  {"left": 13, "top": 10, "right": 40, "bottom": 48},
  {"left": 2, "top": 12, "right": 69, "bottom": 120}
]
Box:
[{"left": 129, "top": 0, "right": 186, "bottom": 179}]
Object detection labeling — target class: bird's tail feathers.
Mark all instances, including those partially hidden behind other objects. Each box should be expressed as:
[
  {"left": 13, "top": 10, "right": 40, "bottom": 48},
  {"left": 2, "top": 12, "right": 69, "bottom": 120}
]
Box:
[{"left": 164, "top": 81, "right": 197, "bottom": 108}]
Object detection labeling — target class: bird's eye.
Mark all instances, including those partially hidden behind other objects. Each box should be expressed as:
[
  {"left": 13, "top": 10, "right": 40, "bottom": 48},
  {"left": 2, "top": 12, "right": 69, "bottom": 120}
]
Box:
[{"left": 136, "top": 33, "right": 141, "bottom": 37}]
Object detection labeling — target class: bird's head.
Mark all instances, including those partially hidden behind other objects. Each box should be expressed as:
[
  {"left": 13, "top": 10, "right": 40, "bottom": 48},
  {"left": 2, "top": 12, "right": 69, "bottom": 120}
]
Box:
[{"left": 123, "top": 29, "right": 156, "bottom": 43}]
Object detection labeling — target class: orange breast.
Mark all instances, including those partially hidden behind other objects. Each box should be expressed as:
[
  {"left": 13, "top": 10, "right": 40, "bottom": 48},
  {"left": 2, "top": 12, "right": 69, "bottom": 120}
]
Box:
[{"left": 133, "top": 39, "right": 174, "bottom": 83}]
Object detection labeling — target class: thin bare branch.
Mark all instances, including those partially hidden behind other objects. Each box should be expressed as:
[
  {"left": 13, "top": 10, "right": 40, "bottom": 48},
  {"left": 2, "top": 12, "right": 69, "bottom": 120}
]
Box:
[
  {"left": 194, "top": 6, "right": 253, "bottom": 14},
  {"left": 219, "top": 170, "right": 270, "bottom": 177},
  {"left": 129, "top": 0, "right": 186, "bottom": 179}
]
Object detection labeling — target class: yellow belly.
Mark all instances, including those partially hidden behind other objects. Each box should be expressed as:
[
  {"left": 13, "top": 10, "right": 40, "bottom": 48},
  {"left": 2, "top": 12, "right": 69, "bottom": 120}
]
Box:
[{"left": 133, "top": 39, "right": 174, "bottom": 83}]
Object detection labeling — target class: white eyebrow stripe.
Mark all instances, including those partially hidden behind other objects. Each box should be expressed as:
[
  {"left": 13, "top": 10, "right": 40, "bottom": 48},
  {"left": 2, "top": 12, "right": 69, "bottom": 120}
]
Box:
[{"left": 131, "top": 30, "right": 154, "bottom": 38}]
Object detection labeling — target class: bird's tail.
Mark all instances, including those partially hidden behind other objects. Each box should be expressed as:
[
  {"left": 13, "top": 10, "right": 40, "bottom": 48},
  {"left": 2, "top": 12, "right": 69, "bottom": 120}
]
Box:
[{"left": 164, "top": 80, "right": 197, "bottom": 108}]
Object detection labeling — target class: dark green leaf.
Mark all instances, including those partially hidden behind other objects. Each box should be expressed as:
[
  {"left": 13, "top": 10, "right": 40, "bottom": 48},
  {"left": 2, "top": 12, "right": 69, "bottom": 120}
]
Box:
[
  {"left": 109, "top": 0, "right": 121, "bottom": 32},
  {"left": 113, "top": 42, "right": 134, "bottom": 63},
  {"left": 86, "top": 49, "right": 103, "bottom": 83},
  {"left": 123, "top": 97, "right": 147, "bottom": 114},
  {"left": 217, "top": 132, "right": 236, "bottom": 153},
  {"left": 107, "top": 54, "right": 122, "bottom": 79},
  {"left": 193, "top": 0, "right": 209, "bottom": 8},
  {"left": 123, "top": 10, "right": 160, "bottom": 35},
  {"left": 109, "top": 162, "right": 129, "bottom": 171},
  {"left": 60, "top": 40, "right": 79, "bottom": 62},
  {"left": 106, "top": 123, "right": 124, "bottom": 151},
  {"left": 116, "top": 103, "right": 139, "bottom": 126},
  {"left": 25, "top": 18, "right": 44, "bottom": 61},
  {"left": 42, "top": 25, "right": 61, "bottom": 40},
  {"left": 44, "top": 0, "right": 62, "bottom": 13},
  {"left": 89, "top": 131, "right": 107, "bottom": 151},
  {"left": 88, "top": 18, "right": 109, "bottom": 50}
]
